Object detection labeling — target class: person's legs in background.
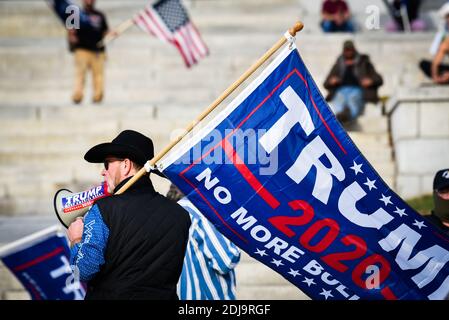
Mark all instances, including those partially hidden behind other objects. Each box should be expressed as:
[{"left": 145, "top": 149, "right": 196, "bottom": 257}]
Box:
[
  {"left": 73, "top": 49, "right": 89, "bottom": 104},
  {"left": 329, "top": 87, "right": 349, "bottom": 120},
  {"left": 344, "top": 86, "right": 364, "bottom": 120},
  {"left": 408, "top": 0, "right": 426, "bottom": 31},
  {"left": 419, "top": 60, "right": 449, "bottom": 82},
  {"left": 321, "top": 20, "right": 336, "bottom": 32},
  {"left": 419, "top": 59, "right": 432, "bottom": 79},
  {"left": 322, "top": 20, "right": 354, "bottom": 33},
  {"left": 387, "top": 0, "right": 404, "bottom": 32},
  {"left": 91, "top": 52, "right": 106, "bottom": 103},
  {"left": 339, "top": 20, "right": 355, "bottom": 32}
]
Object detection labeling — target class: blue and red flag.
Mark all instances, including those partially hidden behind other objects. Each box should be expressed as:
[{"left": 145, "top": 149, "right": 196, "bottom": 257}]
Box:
[
  {"left": 159, "top": 42, "right": 449, "bottom": 300},
  {"left": 0, "top": 225, "right": 85, "bottom": 300}
]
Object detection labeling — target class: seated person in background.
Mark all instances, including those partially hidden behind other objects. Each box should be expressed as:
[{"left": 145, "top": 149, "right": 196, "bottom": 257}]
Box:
[
  {"left": 166, "top": 184, "right": 241, "bottom": 300},
  {"left": 321, "top": 0, "right": 355, "bottom": 33},
  {"left": 419, "top": 37, "right": 449, "bottom": 84},
  {"left": 419, "top": 4, "right": 449, "bottom": 85},
  {"left": 323, "top": 40, "right": 383, "bottom": 124},
  {"left": 425, "top": 168, "right": 449, "bottom": 236},
  {"left": 385, "top": 0, "right": 426, "bottom": 32},
  {"left": 428, "top": 3, "right": 449, "bottom": 56}
]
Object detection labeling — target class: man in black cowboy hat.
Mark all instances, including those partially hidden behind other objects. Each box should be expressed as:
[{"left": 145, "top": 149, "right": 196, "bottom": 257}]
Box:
[
  {"left": 426, "top": 168, "right": 449, "bottom": 236},
  {"left": 67, "top": 130, "right": 191, "bottom": 299}
]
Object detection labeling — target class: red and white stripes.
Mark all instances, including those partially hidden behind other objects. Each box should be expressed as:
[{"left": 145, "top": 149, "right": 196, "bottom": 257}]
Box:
[{"left": 133, "top": 4, "right": 208, "bottom": 68}]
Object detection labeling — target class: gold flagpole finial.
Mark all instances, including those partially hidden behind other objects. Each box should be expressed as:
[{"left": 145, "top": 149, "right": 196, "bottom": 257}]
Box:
[{"left": 289, "top": 22, "right": 304, "bottom": 37}]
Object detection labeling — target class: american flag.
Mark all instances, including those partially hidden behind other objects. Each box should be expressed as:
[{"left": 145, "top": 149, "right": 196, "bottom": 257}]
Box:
[{"left": 134, "top": 0, "right": 209, "bottom": 68}]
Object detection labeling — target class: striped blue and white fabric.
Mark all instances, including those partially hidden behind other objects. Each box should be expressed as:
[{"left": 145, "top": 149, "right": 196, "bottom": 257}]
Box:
[{"left": 177, "top": 197, "right": 240, "bottom": 300}]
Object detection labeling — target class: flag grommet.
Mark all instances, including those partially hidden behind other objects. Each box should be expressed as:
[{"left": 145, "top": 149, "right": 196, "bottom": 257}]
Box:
[{"left": 283, "top": 31, "right": 296, "bottom": 50}]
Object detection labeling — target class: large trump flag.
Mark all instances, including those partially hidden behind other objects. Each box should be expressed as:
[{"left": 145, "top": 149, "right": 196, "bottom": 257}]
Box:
[{"left": 158, "top": 42, "right": 449, "bottom": 300}]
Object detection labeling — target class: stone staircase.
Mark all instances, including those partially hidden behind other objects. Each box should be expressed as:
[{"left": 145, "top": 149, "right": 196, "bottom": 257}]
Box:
[
  {"left": 0, "top": 0, "right": 441, "bottom": 300},
  {"left": 0, "top": 0, "right": 440, "bottom": 105}
]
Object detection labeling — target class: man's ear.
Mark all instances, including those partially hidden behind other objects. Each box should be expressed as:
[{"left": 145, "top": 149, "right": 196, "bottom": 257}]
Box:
[{"left": 122, "top": 158, "right": 132, "bottom": 176}]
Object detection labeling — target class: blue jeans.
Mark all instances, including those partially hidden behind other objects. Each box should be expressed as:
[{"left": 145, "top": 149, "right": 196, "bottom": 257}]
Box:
[
  {"left": 321, "top": 20, "right": 355, "bottom": 33},
  {"left": 329, "top": 86, "right": 364, "bottom": 120}
]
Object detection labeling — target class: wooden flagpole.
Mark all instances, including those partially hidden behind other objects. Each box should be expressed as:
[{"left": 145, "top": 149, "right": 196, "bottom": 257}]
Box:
[
  {"left": 98, "top": 18, "right": 134, "bottom": 48},
  {"left": 115, "top": 21, "right": 304, "bottom": 195}
]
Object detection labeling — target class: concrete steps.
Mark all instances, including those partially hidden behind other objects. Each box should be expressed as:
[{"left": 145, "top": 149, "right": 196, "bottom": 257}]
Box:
[
  {"left": 0, "top": 33, "right": 434, "bottom": 107},
  {"left": 0, "top": 0, "right": 437, "bottom": 107}
]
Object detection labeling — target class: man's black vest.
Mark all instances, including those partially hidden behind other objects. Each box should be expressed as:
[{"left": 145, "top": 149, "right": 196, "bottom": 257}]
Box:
[{"left": 85, "top": 176, "right": 191, "bottom": 300}]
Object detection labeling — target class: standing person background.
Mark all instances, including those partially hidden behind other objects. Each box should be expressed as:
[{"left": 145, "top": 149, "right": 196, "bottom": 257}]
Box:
[
  {"left": 323, "top": 40, "right": 383, "bottom": 124},
  {"left": 69, "top": 0, "right": 109, "bottom": 104},
  {"left": 385, "top": 0, "right": 426, "bottom": 32},
  {"left": 166, "top": 184, "right": 241, "bottom": 300},
  {"left": 67, "top": 130, "right": 191, "bottom": 299}
]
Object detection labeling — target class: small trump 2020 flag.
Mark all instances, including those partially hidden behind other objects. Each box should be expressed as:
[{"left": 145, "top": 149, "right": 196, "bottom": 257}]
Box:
[{"left": 0, "top": 225, "right": 85, "bottom": 300}]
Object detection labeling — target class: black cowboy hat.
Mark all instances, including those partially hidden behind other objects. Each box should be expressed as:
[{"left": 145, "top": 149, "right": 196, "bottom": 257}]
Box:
[{"left": 84, "top": 130, "right": 165, "bottom": 177}]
